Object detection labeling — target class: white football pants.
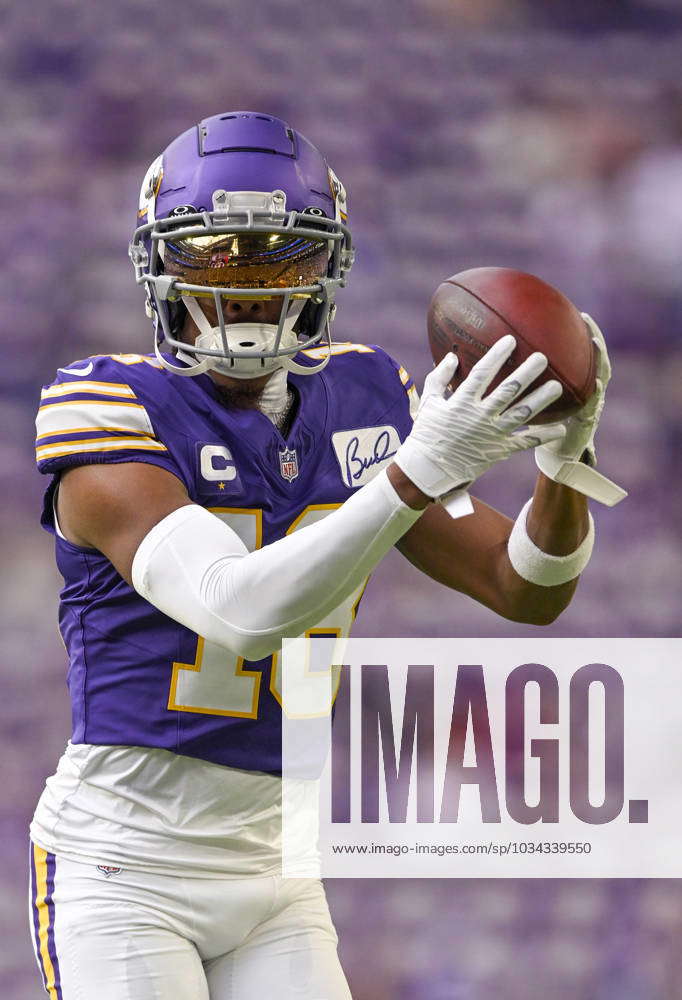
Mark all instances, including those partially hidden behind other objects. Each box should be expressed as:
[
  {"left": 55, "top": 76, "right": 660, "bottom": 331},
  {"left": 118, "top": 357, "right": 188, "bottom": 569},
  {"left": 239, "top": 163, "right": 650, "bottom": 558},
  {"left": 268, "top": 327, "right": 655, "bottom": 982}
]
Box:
[{"left": 29, "top": 844, "right": 352, "bottom": 999}]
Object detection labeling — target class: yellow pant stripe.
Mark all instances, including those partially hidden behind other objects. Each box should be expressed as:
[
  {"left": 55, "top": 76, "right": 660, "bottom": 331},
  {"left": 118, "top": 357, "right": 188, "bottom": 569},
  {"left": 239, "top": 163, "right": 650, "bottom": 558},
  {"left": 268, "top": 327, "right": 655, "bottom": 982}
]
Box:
[{"left": 33, "top": 844, "right": 59, "bottom": 999}]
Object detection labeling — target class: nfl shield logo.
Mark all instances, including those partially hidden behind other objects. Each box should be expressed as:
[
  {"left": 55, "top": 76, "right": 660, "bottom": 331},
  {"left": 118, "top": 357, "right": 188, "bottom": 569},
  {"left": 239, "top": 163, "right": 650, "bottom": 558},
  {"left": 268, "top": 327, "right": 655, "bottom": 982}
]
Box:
[{"left": 279, "top": 447, "right": 299, "bottom": 482}]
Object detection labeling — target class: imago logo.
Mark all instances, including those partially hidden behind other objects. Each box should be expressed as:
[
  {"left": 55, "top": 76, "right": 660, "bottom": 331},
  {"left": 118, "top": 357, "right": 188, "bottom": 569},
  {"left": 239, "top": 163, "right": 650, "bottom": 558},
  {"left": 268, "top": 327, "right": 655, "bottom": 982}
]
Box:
[
  {"left": 331, "top": 662, "right": 637, "bottom": 827},
  {"left": 280, "top": 638, "right": 671, "bottom": 879}
]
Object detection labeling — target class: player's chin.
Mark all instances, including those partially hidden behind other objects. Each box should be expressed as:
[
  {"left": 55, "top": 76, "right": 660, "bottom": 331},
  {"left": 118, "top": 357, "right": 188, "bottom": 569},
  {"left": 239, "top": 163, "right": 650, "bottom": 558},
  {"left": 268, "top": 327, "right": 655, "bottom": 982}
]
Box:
[{"left": 211, "top": 375, "right": 268, "bottom": 409}]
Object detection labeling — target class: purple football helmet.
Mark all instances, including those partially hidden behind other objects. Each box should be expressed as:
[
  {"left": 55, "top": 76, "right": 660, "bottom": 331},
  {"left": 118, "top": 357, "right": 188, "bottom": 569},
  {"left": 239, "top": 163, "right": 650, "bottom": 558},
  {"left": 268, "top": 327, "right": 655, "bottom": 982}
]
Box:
[{"left": 129, "top": 112, "right": 354, "bottom": 378}]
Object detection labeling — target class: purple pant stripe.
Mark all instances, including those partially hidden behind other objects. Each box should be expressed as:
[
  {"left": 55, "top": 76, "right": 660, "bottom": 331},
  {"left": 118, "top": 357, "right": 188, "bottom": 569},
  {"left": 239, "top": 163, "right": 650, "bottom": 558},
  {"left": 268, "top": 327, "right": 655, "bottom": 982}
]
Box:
[
  {"left": 29, "top": 845, "right": 48, "bottom": 990},
  {"left": 45, "top": 853, "right": 63, "bottom": 999}
]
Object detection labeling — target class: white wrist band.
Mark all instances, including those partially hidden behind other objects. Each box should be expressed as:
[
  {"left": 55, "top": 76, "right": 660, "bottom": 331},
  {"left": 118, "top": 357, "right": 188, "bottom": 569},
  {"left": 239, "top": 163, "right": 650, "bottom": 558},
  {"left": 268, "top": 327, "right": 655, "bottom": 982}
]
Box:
[{"left": 507, "top": 499, "right": 595, "bottom": 587}]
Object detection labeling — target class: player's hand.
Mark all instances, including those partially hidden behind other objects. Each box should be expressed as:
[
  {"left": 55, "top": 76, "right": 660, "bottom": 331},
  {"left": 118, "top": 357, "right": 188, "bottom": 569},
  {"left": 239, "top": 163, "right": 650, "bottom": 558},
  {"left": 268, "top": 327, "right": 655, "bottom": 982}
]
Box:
[
  {"left": 393, "top": 335, "right": 565, "bottom": 499},
  {"left": 535, "top": 313, "right": 611, "bottom": 469}
]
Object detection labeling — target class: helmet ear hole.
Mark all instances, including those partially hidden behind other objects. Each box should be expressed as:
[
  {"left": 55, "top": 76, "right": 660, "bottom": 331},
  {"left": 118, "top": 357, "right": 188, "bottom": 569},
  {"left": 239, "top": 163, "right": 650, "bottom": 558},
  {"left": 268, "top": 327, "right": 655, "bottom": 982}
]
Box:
[
  {"left": 168, "top": 299, "right": 187, "bottom": 340},
  {"left": 295, "top": 298, "right": 329, "bottom": 342},
  {"left": 156, "top": 257, "right": 187, "bottom": 340},
  {"left": 294, "top": 300, "right": 314, "bottom": 338}
]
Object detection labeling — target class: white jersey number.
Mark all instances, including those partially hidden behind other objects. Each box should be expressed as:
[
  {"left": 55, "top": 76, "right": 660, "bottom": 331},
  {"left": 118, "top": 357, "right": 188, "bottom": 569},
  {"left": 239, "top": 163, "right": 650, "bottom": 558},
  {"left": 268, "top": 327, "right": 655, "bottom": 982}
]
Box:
[{"left": 167, "top": 506, "right": 365, "bottom": 719}]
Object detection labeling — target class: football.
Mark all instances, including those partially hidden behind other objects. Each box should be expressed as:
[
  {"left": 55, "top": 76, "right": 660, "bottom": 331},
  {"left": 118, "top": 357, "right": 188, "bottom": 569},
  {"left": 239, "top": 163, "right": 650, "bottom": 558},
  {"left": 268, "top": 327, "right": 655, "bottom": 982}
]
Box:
[{"left": 427, "top": 267, "right": 597, "bottom": 423}]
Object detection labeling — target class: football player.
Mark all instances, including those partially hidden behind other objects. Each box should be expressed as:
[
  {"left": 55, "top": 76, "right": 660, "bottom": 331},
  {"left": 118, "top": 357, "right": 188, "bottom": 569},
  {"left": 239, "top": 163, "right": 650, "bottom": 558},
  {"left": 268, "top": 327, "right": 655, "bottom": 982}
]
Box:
[{"left": 29, "top": 111, "right": 615, "bottom": 1000}]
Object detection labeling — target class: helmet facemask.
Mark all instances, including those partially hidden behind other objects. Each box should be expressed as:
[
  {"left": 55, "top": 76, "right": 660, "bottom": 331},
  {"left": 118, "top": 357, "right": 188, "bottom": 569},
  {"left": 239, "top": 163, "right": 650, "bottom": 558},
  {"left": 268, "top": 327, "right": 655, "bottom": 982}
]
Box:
[{"left": 129, "top": 189, "right": 354, "bottom": 378}]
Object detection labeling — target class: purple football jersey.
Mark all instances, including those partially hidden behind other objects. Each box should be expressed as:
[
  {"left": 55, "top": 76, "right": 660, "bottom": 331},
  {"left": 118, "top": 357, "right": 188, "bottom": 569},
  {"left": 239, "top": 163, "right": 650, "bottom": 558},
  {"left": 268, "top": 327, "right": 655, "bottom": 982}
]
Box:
[{"left": 36, "top": 344, "right": 416, "bottom": 772}]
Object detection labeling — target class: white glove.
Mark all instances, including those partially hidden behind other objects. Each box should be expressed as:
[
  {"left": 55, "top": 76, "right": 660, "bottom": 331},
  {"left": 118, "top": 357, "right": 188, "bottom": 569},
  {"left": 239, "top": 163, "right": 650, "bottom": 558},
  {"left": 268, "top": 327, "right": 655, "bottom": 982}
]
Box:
[
  {"left": 394, "top": 334, "right": 565, "bottom": 501},
  {"left": 535, "top": 313, "right": 627, "bottom": 506}
]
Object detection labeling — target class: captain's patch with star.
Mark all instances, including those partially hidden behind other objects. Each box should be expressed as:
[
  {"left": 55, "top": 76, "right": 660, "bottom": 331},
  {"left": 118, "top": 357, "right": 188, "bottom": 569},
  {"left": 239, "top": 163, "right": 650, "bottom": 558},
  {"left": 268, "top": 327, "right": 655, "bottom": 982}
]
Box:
[{"left": 195, "top": 442, "right": 244, "bottom": 499}]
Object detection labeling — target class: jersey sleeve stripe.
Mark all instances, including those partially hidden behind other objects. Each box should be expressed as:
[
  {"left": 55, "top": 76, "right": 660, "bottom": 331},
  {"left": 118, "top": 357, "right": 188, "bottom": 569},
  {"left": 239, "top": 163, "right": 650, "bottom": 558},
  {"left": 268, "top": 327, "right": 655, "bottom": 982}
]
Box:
[
  {"left": 301, "top": 342, "right": 376, "bottom": 359},
  {"left": 407, "top": 385, "right": 420, "bottom": 420},
  {"left": 109, "top": 353, "right": 162, "bottom": 368},
  {"left": 36, "top": 400, "right": 155, "bottom": 439},
  {"left": 59, "top": 353, "right": 162, "bottom": 368},
  {"left": 36, "top": 426, "right": 151, "bottom": 443},
  {"left": 397, "top": 364, "right": 416, "bottom": 403},
  {"left": 36, "top": 436, "right": 168, "bottom": 461},
  {"left": 40, "top": 381, "right": 137, "bottom": 400}
]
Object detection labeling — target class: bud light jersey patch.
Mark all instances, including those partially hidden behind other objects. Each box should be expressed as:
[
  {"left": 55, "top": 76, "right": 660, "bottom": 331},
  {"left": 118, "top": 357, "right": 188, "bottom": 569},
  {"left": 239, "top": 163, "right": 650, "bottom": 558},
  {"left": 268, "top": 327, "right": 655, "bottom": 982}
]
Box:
[{"left": 36, "top": 344, "right": 415, "bottom": 772}]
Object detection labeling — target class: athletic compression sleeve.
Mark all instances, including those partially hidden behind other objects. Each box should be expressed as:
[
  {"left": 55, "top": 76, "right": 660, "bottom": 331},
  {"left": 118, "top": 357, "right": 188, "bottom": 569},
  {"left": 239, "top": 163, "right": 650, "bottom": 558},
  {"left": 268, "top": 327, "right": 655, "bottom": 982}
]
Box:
[{"left": 131, "top": 469, "right": 422, "bottom": 661}]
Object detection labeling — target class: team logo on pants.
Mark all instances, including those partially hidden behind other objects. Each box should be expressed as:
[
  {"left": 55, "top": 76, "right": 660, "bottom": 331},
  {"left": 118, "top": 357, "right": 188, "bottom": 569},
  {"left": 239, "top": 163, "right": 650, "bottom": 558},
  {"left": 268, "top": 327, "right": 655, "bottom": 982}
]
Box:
[
  {"left": 96, "top": 864, "right": 122, "bottom": 877},
  {"left": 279, "top": 447, "right": 299, "bottom": 482}
]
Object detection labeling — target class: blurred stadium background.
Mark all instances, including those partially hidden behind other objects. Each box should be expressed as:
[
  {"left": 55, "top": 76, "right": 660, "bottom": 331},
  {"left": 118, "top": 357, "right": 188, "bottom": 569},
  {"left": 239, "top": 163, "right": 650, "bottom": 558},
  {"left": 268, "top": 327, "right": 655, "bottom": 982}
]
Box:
[{"left": 2, "top": 0, "right": 682, "bottom": 997}]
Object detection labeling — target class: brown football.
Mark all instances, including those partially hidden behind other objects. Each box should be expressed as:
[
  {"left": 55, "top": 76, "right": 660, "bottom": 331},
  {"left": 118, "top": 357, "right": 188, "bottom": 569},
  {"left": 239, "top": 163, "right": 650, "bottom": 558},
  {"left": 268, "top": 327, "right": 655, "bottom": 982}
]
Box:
[{"left": 427, "top": 267, "right": 597, "bottom": 423}]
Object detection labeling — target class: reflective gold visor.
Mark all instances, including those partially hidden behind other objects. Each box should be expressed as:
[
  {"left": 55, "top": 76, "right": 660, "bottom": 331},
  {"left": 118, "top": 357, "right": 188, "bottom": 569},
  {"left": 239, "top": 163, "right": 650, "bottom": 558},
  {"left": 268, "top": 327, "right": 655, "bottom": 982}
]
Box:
[{"left": 163, "top": 231, "right": 329, "bottom": 289}]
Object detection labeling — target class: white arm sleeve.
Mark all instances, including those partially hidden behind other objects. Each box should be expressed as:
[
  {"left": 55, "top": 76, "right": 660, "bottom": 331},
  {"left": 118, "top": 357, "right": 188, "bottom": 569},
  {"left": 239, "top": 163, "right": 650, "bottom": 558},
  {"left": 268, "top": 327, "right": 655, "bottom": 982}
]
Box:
[{"left": 131, "top": 469, "right": 422, "bottom": 661}]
